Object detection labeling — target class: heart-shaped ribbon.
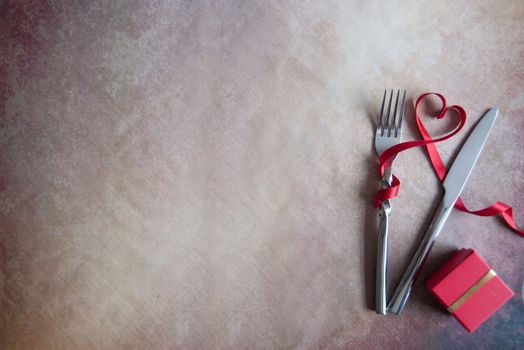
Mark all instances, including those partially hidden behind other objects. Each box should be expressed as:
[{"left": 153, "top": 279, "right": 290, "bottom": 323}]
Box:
[{"left": 373, "top": 92, "right": 523, "bottom": 237}]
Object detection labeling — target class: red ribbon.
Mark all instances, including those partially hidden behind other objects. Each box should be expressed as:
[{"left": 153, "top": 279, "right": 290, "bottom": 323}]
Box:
[{"left": 374, "top": 92, "right": 523, "bottom": 237}]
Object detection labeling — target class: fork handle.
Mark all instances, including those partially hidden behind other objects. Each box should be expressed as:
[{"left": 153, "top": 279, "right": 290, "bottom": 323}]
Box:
[{"left": 376, "top": 201, "right": 390, "bottom": 315}]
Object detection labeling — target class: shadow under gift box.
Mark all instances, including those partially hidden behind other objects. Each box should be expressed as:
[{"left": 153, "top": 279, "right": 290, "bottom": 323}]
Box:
[{"left": 426, "top": 248, "right": 514, "bottom": 333}]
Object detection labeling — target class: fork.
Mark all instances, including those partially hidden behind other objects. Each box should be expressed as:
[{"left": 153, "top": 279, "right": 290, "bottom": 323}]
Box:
[{"left": 374, "top": 89, "right": 406, "bottom": 315}]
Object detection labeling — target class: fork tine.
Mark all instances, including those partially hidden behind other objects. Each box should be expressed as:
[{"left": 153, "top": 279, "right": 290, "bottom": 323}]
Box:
[
  {"left": 396, "top": 90, "right": 406, "bottom": 137},
  {"left": 390, "top": 90, "right": 400, "bottom": 137},
  {"left": 377, "top": 89, "right": 386, "bottom": 132},
  {"left": 383, "top": 89, "right": 393, "bottom": 136}
]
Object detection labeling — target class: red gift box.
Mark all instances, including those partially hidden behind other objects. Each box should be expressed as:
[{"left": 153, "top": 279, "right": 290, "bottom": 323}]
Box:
[{"left": 426, "top": 248, "right": 514, "bottom": 332}]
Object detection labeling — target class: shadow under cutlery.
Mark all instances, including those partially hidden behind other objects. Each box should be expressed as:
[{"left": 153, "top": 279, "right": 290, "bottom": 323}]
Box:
[{"left": 361, "top": 153, "right": 381, "bottom": 310}]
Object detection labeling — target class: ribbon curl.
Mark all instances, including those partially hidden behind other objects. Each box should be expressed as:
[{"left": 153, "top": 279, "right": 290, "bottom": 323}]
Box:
[{"left": 373, "top": 92, "right": 523, "bottom": 237}]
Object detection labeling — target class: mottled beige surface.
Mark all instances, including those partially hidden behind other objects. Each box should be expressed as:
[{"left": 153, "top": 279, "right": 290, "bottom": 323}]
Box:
[{"left": 1, "top": 1, "right": 523, "bottom": 349}]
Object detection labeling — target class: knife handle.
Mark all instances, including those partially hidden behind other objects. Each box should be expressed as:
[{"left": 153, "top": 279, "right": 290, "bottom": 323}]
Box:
[
  {"left": 388, "top": 198, "right": 453, "bottom": 314},
  {"left": 376, "top": 201, "right": 391, "bottom": 315}
]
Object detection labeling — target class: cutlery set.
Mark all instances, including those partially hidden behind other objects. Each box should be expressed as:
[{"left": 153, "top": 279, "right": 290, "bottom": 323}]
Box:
[{"left": 373, "top": 90, "right": 499, "bottom": 315}]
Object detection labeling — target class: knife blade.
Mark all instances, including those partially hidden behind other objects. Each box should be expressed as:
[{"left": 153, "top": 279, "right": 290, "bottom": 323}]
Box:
[{"left": 388, "top": 108, "right": 499, "bottom": 315}]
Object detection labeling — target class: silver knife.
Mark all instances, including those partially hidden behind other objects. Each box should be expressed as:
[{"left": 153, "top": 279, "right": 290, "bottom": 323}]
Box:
[{"left": 388, "top": 108, "right": 499, "bottom": 315}]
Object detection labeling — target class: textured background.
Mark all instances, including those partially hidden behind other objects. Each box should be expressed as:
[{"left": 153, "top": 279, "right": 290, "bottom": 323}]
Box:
[{"left": 1, "top": 0, "right": 523, "bottom": 349}]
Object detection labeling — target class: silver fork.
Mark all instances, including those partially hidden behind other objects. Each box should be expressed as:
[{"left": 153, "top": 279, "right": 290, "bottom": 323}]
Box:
[{"left": 374, "top": 89, "right": 406, "bottom": 315}]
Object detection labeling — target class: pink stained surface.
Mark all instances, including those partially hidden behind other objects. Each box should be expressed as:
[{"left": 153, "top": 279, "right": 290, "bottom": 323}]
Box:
[{"left": 0, "top": 1, "right": 523, "bottom": 349}]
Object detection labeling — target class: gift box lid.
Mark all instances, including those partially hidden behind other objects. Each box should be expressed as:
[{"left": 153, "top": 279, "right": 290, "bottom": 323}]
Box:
[{"left": 426, "top": 248, "right": 490, "bottom": 307}]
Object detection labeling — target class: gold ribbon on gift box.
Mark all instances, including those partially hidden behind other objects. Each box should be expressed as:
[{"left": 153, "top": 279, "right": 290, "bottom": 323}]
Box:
[{"left": 447, "top": 269, "right": 496, "bottom": 313}]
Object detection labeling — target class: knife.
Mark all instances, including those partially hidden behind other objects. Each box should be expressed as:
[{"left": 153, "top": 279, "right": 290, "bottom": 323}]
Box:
[{"left": 388, "top": 108, "right": 499, "bottom": 315}]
